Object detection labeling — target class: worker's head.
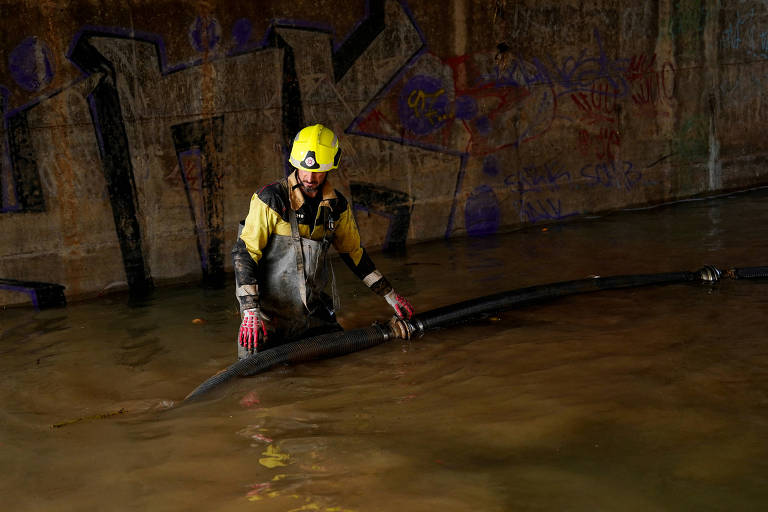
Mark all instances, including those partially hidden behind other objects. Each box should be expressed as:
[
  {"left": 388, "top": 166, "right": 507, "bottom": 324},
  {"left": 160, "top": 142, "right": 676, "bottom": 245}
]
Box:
[{"left": 289, "top": 124, "right": 340, "bottom": 196}]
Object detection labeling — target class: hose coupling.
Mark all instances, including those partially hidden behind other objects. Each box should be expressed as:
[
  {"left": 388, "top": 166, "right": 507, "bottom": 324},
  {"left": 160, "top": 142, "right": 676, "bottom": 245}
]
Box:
[
  {"left": 371, "top": 321, "right": 392, "bottom": 341},
  {"left": 697, "top": 265, "right": 722, "bottom": 283},
  {"left": 388, "top": 316, "right": 416, "bottom": 340}
]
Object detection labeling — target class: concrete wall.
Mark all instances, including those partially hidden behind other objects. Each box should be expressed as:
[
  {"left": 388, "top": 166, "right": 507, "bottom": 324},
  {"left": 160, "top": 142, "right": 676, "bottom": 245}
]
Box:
[{"left": 1, "top": 0, "right": 767, "bottom": 307}]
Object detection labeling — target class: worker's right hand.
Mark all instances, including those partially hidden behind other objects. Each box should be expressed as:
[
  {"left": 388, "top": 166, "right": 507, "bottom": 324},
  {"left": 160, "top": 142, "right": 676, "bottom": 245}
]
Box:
[
  {"left": 239, "top": 308, "right": 268, "bottom": 351},
  {"left": 384, "top": 290, "right": 415, "bottom": 320}
]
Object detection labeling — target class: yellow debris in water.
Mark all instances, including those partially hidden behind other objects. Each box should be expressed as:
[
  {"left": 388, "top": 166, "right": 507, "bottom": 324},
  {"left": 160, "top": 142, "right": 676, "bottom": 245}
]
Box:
[
  {"left": 286, "top": 503, "right": 320, "bottom": 512},
  {"left": 259, "top": 445, "right": 290, "bottom": 468},
  {"left": 192, "top": 318, "right": 205, "bottom": 325}
]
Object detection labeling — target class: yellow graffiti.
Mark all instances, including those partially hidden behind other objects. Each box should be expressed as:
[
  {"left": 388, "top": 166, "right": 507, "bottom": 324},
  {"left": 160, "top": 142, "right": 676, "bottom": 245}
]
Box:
[
  {"left": 259, "top": 445, "right": 290, "bottom": 468},
  {"left": 407, "top": 88, "right": 447, "bottom": 125}
]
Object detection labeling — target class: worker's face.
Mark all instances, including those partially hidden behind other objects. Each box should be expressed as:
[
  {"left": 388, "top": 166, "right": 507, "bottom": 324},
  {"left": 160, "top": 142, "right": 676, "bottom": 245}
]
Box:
[{"left": 296, "top": 168, "right": 326, "bottom": 197}]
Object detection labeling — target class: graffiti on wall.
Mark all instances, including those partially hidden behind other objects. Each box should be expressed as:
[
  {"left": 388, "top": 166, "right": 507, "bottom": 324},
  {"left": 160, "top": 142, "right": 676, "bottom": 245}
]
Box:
[
  {"left": 717, "top": 5, "right": 768, "bottom": 128},
  {"left": 171, "top": 117, "right": 225, "bottom": 285},
  {"left": 350, "top": 26, "right": 684, "bottom": 237},
  {"left": 721, "top": 7, "right": 768, "bottom": 59},
  {"left": 499, "top": 157, "right": 642, "bottom": 224},
  {"left": 625, "top": 54, "right": 676, "bottom": 111},
  {"left": 0, "top": 0, "right": 425, "bottom": 300},
  {"left": 3, "top": 0, "right": 766, "bottom": 305}
]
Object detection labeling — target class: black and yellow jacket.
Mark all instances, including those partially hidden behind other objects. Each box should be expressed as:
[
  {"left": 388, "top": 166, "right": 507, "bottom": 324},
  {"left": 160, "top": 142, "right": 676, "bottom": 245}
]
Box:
[{"left": 232, "top": 170, "right": 392, "bottom": 311}]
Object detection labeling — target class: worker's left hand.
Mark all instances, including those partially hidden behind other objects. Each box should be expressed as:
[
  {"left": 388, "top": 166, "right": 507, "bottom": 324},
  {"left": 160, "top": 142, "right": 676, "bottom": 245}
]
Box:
[{"left": 384, "top": 290, "right": 414, "bottom": 320}]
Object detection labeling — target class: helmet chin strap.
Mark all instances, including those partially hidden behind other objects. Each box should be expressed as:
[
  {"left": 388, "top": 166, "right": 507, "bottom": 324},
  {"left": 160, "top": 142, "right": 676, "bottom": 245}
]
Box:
[{"left": 290, "top": 169, "right": 302, "bottom": 189}]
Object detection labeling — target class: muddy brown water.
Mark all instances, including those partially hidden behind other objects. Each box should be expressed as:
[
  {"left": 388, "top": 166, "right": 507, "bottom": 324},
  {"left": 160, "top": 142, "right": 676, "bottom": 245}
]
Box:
[{"left": 2, "top": 189, "right": 768, "bottom": 511}]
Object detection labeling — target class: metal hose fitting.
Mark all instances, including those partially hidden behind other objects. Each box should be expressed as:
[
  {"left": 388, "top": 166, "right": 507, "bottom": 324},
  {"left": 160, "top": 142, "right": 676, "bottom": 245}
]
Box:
[
  {"left": 388, "top": 316, "right": 416, "bottom": 340},
  {"left": 697, "top": 265, "right": 722, "bottom": 283}
]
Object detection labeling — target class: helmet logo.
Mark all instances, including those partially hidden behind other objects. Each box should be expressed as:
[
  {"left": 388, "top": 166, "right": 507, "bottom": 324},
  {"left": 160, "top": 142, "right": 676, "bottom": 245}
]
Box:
[{"left": 304, "top": 156, "right": 315, "bottom": 167}]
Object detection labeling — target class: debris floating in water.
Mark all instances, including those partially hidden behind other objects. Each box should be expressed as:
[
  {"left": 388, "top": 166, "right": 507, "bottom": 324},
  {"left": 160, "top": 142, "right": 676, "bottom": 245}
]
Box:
[
  {"left": 51, "top": 408, "right": 127, "bottom": 428},
  {"left": 50, "top": 399, "right": 175, "bottom": 428}
]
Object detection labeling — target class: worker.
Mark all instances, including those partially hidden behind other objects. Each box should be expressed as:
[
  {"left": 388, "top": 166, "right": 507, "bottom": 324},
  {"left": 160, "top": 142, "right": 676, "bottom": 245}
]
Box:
[{"left": 232, "top": 124, "right": 414, "bottom": 359}]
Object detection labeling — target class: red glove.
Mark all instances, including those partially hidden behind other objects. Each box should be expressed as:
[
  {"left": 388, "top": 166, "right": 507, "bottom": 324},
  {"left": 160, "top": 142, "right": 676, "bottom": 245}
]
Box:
[
  {"left": 384, "top": 290, "right": 414, "bottom": 319},
  {"left": 239, "top": 308, "right": 268, "bottom": 351}
]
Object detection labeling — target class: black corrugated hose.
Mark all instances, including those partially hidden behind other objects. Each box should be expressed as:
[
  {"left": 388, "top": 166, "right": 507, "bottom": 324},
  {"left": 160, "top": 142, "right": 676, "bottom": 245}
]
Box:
[
  {"left": 184, "top": 265, "right": 768, "bottom": 402},
  {"left": 734, "top": 266, "right": 768, "bottom": 279},
  {"left": 414, "top": 271, "right": 697, "bottom": 332},
  {"left": 185, "top": 324, "right": 393, "bottom": 400}
]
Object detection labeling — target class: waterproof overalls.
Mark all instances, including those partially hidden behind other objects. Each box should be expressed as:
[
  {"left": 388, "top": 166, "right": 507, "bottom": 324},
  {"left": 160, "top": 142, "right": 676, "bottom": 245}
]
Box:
[{"left": 232, "top": 171, "right": 381, "bottom": 359}]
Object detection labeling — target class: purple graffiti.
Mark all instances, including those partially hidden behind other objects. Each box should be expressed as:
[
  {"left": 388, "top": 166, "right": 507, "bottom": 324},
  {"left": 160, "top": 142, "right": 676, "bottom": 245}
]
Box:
[
  {"left": 454, "top": 95, "right": 478, "bottom": 120},
  {"left": 9, "top": 36, "right": 55, "bottom": 92},
  {"left": 516, "top": 198, "right": 579, "bottom": 224},
  {"left": 465, "top": 185, "right": 500, "bottom": 236},
  {"left": 482, "top": 155, "right": 499, "bottom": 177},
  {"left": 478, "top": 29, "right": 629, "bottom": 99},
  {"left": 232, "top": 18, "right": 252, "bottom": 48},
  {"left": 398, "top": 75, "right": 449, "bottom": 135},
  {"left": 504, "top": 160, "right": 572, "bottom": 196},
  {"left": 474, "top": 115, "right": 492, "bottom": 136},
  {"left": 580, "top": 160, "right": 642, "bottom": 191},
  {"left": 189, "top": 16, "right": 222, "bottom": 52}
]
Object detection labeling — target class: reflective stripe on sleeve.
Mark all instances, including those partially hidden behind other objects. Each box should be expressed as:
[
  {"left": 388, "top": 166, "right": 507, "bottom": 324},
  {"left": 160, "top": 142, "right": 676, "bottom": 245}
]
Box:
[{"left": 363, "top": 270, "right": 384, "bottom": 288}]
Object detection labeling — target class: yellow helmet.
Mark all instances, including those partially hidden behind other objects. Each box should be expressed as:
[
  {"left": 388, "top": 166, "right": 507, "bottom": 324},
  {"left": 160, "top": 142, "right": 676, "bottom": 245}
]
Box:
[{"left": 289, "top": 124, "right": 341, "bottom": 172}]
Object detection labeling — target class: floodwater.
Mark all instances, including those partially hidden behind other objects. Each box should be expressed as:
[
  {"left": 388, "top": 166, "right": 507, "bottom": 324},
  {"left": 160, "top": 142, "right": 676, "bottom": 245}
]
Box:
[{"left": 2, "top": 189, "right": 768, "bottom": 512}]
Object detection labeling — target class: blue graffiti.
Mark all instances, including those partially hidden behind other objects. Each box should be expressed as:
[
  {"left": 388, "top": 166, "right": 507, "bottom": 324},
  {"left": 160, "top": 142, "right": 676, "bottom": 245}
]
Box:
[
  {"left": 515, "top": 198, "right": 579, "bottom": 223},
  {"left": 504, "top": 158, "right": 644, "bottom": 195},
  {"left": 477, "top": 29, "right": 629, "bottom": 99},
  {"left": 500, "top": 160, "right": 579, "bottom": 223},
  {"left": 721, "top": 8, "right": 768, "bottom": 59},
  {"left": 503, "top": 160, "right": 572, "bottom": 195},
  {"left": 8, "top": 36, "right": 55, "bottom": 92},
  {"left": 189, "top": 16, "right": 222, "bottom": 52},
  {"left": 580, "top": 160, "right": 642, "bottom": 191}
]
